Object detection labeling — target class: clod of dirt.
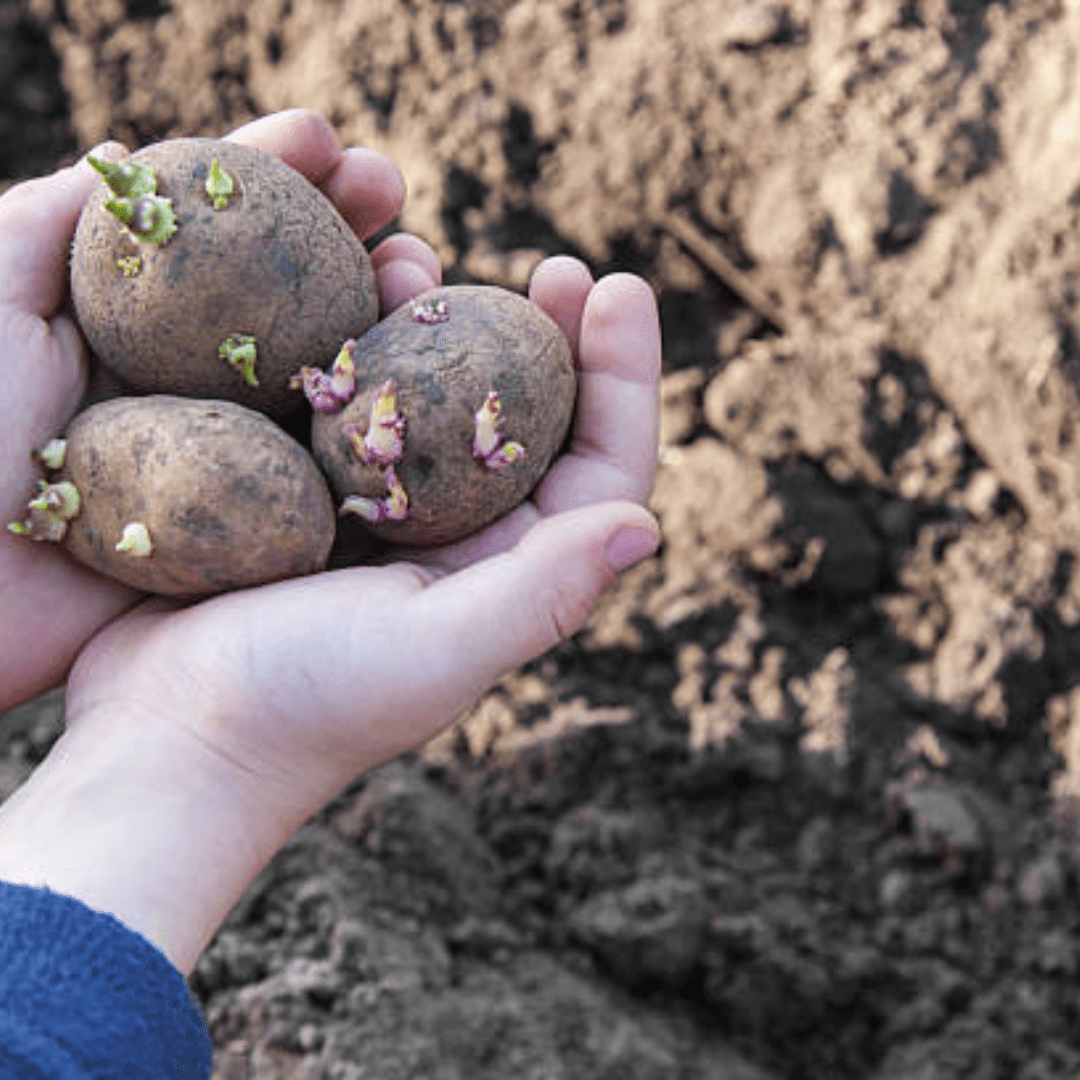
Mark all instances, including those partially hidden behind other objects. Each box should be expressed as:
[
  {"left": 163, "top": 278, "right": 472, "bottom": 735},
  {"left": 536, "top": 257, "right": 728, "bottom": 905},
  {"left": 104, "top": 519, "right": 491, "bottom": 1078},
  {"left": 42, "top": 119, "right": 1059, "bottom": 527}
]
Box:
[
  {"left": 568, "top": 874, "right": 709, "bottom": 990},
  {"left": 888, "top": 779, "right": 989, "bottom": 859},
  {"left": 328, "top": 763, "right": 501, "bottom": 922}
]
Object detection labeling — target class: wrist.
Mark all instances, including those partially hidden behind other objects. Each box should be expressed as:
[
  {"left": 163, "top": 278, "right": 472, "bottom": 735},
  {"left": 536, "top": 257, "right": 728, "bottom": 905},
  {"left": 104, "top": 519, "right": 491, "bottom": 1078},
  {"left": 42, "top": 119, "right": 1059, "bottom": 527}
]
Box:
[{"left": 0, "top": 703, "right": 305, "bottom": 974}]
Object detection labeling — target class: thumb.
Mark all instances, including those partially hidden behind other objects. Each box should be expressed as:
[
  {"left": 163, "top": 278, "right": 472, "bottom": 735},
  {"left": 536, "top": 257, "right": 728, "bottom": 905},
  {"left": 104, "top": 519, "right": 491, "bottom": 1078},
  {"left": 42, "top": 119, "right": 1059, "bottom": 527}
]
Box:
[
  {"left": 0, "top": 141, "right": 128, "bottom": 317},
  {"left": 413, "top": 500, "right": 659, "bottom": 700}
]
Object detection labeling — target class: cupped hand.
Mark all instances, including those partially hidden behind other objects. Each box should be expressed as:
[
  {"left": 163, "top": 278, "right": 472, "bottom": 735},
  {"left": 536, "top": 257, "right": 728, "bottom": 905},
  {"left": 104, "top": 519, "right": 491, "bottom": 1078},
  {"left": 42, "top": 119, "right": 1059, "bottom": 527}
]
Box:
[{"left": 0, "top": 109, "right": 437, "bottom": 711}]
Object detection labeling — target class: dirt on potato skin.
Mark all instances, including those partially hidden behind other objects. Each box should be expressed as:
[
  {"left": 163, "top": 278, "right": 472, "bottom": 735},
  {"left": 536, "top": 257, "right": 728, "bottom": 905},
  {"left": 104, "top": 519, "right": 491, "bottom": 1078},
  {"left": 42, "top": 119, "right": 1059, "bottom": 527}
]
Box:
[{"left": 7, "top": 0, "right": 1080, "bottom": 1077}]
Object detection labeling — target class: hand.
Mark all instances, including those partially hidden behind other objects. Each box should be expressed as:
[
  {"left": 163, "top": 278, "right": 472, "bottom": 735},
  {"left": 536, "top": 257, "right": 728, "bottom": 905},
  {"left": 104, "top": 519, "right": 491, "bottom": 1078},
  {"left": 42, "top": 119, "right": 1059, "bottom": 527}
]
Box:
[
  {"left": 0, "top": 109, "right": 661, "bottom": 974},
  {"left": 0, "top": 109, "right": 438, "bottom": 711}
]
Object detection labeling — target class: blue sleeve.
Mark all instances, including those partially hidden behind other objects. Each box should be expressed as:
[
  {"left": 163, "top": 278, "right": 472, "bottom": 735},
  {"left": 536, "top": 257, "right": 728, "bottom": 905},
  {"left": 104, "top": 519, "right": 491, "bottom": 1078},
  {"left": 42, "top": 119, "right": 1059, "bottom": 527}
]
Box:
[{"left": 0, "top": 882, "right": 213, "bottom": 1079}]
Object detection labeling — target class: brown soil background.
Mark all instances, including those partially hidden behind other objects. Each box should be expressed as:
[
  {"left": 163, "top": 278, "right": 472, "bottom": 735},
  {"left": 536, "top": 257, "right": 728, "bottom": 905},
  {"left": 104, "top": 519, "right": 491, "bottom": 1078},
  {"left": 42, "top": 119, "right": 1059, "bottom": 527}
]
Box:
[{"left": 6, "top": 0, "right": 1080, "bottom": 1075}]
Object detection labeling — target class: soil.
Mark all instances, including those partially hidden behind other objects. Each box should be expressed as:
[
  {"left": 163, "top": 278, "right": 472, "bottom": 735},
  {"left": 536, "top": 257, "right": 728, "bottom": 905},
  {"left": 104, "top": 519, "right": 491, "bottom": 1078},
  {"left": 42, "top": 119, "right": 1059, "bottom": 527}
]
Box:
[{"left": 6, "top": 0, "right": 1080, "bottom": 1075}]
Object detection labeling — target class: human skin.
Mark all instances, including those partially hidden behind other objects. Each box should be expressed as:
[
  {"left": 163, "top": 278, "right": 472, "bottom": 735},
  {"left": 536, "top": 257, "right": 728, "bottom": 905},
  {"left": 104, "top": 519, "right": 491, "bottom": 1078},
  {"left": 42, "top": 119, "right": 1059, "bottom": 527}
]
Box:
[{"left": 0, "top": 110, "right": 661, "bottom": 975}]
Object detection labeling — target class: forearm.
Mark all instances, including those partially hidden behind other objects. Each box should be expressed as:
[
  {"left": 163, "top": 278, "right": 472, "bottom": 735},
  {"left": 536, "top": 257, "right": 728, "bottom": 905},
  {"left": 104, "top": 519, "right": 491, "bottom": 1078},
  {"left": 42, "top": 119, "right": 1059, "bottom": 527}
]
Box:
[{"left": 0, "top": 706, "right": 303, "bottom": 974}]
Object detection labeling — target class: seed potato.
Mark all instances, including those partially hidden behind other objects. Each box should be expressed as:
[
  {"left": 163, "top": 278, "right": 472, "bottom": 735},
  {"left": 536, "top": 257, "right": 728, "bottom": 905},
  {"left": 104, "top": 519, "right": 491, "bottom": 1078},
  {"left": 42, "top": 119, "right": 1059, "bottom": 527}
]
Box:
[
  {"left": 311, "top": 285, "right": 577, "bottom": 546},
  {"left": 56, "top": 396, "right": 336, "bottom": 596},
  {"left": 71, "top": 138, "right": 379, "bottom": 419}
]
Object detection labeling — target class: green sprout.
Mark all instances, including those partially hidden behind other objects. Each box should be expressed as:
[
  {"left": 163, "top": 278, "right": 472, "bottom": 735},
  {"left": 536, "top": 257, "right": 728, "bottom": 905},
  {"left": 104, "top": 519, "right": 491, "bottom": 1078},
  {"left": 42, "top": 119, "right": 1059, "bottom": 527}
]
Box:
[
  {"left": 105, "top": 195, "right": 178, "bottom": 246},
  {"left": 90, "top": 153, "right": 177, "bottom": 246},
  {"left": 206, "top": 158, "right": 235, "bottom": 210},
  {"left": 219, "top": 335, "right": 259, "bottom": 387},
  {"left": 8, "top": 480, "right": 82, "bottom": 543},
  {"left": 33, "top": 439, "right": 67, "bottom": 471},
  {"left": 115, "top": 522, "right": 153, "bottom": 558},
  {"left": 116, "top": 256, "right": 142, "bottom": 277},
  {"left": 28, "top": 480, "right": 80, "bottom": 519},
  {"left": 87, "top": 156, "right": 158, "bottom": 198}
]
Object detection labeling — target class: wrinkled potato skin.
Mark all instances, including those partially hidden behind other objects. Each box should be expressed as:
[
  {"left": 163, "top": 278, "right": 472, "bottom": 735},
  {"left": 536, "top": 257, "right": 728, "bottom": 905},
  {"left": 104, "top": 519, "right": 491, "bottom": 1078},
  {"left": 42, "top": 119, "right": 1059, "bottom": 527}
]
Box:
[
  {"left": 71, "top": 138, "right": 379, "bottom": 419},
  {"left": 312, "top": 285, "right": 576, "bottom": 546},
  {"left": 60, "top": 396, "right": 336, "bottom": 596}
]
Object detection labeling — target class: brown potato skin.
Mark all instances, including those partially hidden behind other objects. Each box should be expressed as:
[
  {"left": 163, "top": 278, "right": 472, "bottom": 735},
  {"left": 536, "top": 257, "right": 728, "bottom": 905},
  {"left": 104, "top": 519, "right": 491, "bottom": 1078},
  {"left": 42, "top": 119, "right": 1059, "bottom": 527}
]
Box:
[
  {"left": 59, "top": 396, "right": 336, "bottom": 597},
  {"left": 312, "top": 285, "right": 577, "bottom": 546},
  {"left": 71, "top": 138, "right": 379, "bottom": 420}
]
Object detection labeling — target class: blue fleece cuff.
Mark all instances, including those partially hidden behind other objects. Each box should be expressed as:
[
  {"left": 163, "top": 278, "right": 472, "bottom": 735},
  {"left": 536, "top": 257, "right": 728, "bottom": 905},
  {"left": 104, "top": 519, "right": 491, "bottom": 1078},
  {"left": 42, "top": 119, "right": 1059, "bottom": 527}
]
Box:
[{"left": 0, "top": 881, "right": 212, "bottom": 1079}]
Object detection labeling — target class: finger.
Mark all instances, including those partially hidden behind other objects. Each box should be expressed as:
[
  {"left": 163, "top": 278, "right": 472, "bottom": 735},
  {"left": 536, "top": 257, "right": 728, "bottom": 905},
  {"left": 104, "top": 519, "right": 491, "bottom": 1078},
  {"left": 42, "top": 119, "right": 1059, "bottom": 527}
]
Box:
[
  {"left": 370, "top": 233, "right": 442, "bottom": 313},
  {"left": 412, "top": 501, "right": 659, "bottom": 703},
  {"left": 225, "top": 109, "right": 343, "bottom": 184},
  {"left": 227, "top": 111, "right": 405, "bottom": 240},
  {"left": 415, "top": 502, "right": 541, "bottom": 573},
  {"left": 0, "top": 141, "right": 127, "bottom": 317},
  {"left": 375, "top": 501, "right": 540, "bottom": 576},
  {"left": 318, "top": 147, "right": 406, "bottom": 240},
  {"left": 370, "top": 232, "right": 441, "bottom": 283},
  {"left": 528, "top": 255, "right": 594, "bottom": 357},
  {"left": 535, "top": 273, "right": 661, "bottom": 513}
]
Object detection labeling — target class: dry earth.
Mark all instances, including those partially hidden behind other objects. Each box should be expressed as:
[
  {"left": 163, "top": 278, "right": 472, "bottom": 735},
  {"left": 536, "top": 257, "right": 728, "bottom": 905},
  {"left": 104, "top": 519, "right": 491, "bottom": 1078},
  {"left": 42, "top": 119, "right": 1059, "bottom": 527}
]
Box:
[{"left": 7, "top": 0, "right": 1080, "bottom": 1075}]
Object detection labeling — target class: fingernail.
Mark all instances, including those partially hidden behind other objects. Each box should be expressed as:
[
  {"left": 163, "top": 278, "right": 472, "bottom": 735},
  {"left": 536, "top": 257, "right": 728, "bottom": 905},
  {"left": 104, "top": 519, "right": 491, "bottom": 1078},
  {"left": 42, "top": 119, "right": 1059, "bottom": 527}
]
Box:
[
  {"left": 87, "top": 140, "right": 126, "bottom": 158},
  {"left": 82, "top": 141, "right": 129, "bottom": 167},
  {"left": 605, "top": 527, "right": 659, "bottom": 574}
]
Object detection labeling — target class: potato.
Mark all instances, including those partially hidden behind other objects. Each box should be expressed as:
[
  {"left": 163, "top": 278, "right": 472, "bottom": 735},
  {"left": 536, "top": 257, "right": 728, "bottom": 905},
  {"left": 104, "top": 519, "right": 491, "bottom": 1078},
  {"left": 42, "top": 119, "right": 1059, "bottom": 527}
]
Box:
[
  {"left": 311, "top": 285, "right": 576, "bottom": 546},
  {"left": 45, "top": 396, "right": 335, "bottom": 597},
  {"left": 71, "top": 138, "right": 379, "bottom": 419}
]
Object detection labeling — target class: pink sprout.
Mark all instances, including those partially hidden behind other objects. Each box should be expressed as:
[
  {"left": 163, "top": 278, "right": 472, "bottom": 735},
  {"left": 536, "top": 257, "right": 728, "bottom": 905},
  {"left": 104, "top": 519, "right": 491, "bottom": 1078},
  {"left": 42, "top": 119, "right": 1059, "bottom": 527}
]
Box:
[
  {"left": 410, "top": 297, "right": 450, "bottom": 324},
  {"left": 289, "top": 340, "right": 357, "bottom": 413},
  {"left": 473, "top": 391, "right": 526, "bottom": 471}
]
